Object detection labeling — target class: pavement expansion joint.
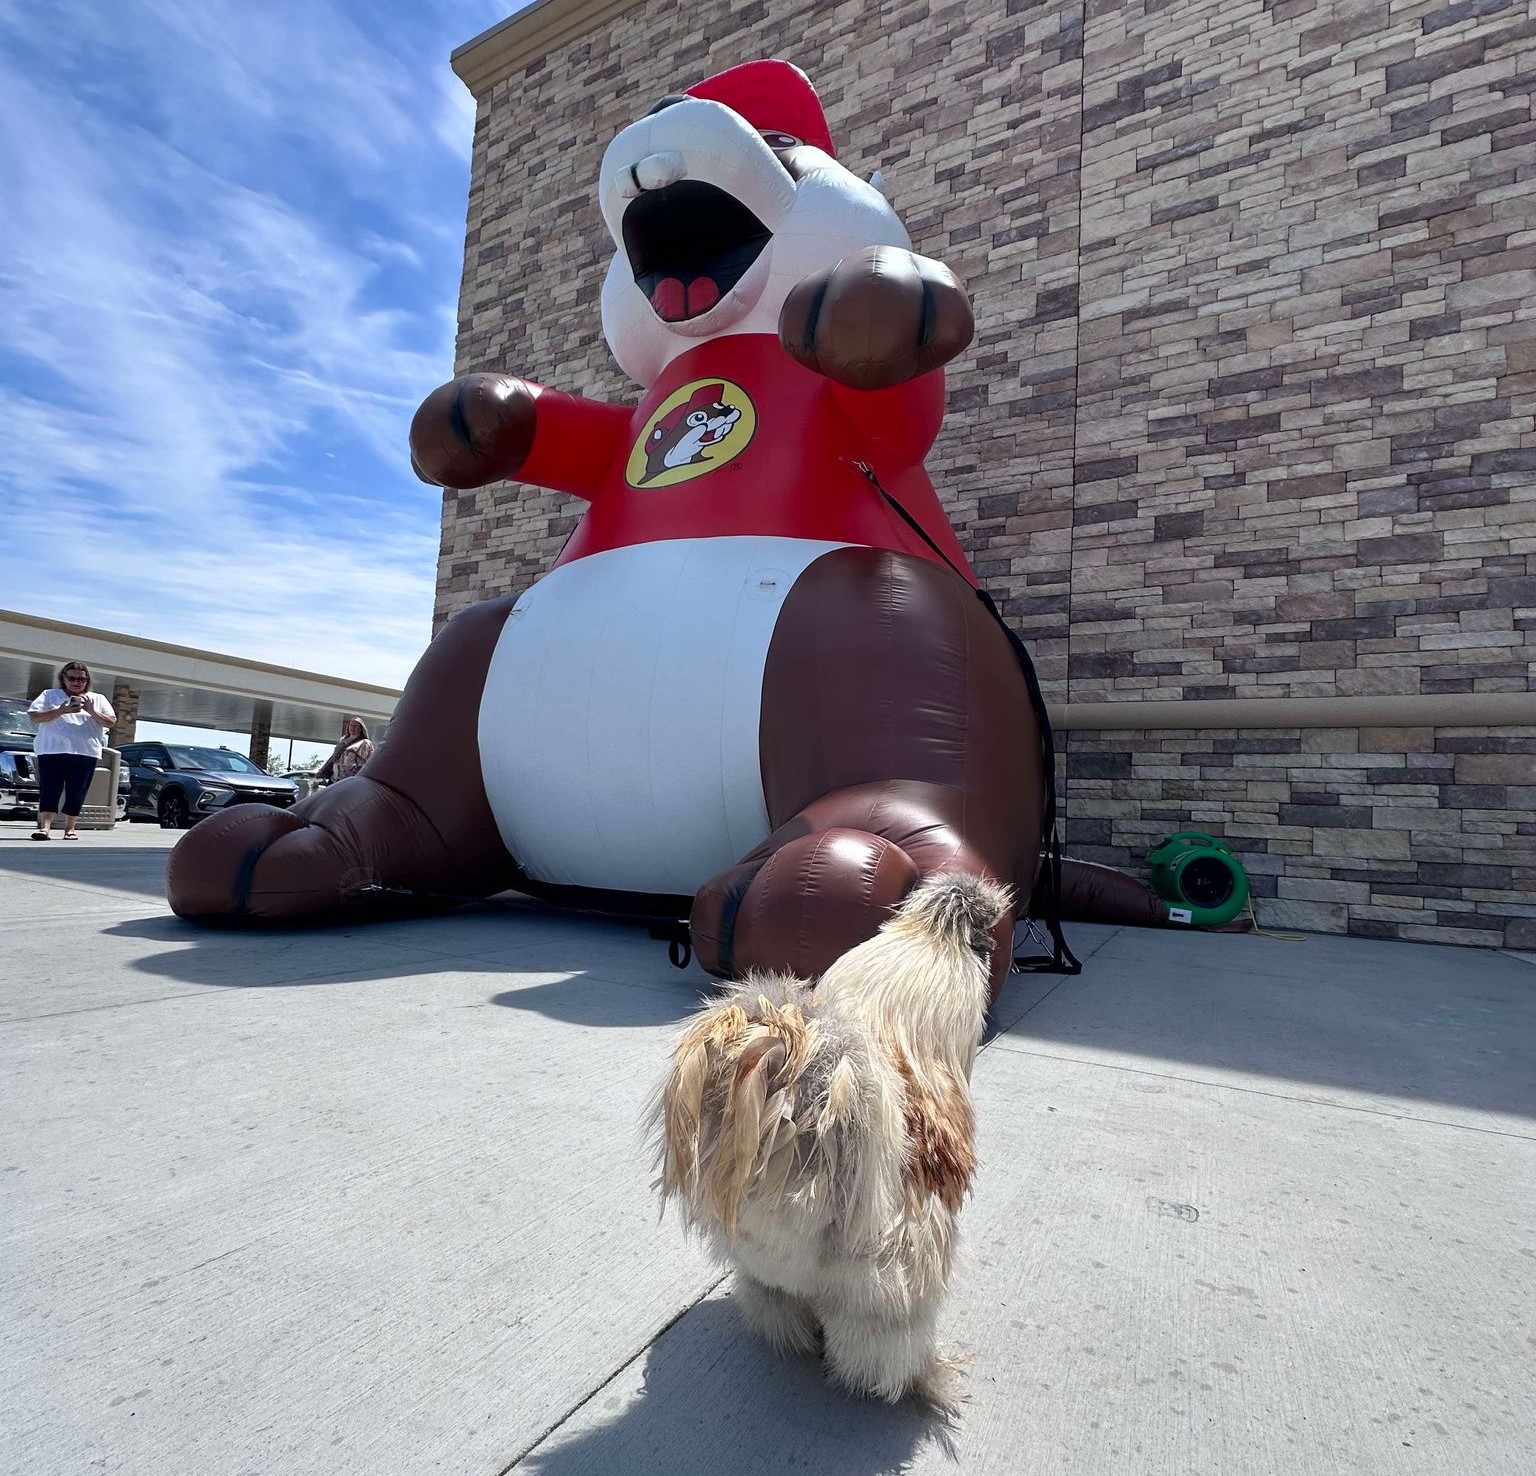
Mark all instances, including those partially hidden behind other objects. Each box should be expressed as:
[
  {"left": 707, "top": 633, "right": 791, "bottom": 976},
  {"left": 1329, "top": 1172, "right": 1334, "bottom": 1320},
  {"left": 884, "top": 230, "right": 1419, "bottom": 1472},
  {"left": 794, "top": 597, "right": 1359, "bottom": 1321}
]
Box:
[{"left": 495, "top": 1271, "right": 732, "bottom": 1474}]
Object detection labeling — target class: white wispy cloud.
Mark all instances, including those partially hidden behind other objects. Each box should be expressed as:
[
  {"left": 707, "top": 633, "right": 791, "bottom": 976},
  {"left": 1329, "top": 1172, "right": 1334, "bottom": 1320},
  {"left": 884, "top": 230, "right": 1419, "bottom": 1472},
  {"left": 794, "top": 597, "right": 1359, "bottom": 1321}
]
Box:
[
  {"left": 5, "top": 492, "right": 434, "bottom": 688},
  {"left": 432, "top": 63, "right": 482, "bottom": 159},
  {"left": 0, "top": 0, "right": 508, "bottom": 688}
]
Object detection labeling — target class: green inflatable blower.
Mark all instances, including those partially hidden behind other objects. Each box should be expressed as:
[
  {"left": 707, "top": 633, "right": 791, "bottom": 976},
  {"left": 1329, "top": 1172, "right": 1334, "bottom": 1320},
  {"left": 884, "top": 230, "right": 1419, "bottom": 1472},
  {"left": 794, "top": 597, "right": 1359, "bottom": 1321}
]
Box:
[{"left": 1147, "top": 831, "right": 1250, "bottom": 928}]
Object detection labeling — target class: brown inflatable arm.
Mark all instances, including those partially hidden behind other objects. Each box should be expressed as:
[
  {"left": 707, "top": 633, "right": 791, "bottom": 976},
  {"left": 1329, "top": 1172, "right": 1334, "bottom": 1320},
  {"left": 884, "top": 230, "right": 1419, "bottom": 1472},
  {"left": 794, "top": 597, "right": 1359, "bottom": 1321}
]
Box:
[
  {"left": 778, "top": 246, "right": 974, "bottom": 391},
  {"left": 410, "top": 375, "right": 636, "bottom": 501}
]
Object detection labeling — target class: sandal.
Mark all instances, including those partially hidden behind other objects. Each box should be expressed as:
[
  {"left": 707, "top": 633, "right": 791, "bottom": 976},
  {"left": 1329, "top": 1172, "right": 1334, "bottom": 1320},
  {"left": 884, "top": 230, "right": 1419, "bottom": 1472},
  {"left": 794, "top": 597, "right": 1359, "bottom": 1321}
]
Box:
[
  {"left": 63, "top": 832, "right": 79, "bottom": 841},
  {"left": 30, "top": 831, "right": 50, "bottom": 840}
]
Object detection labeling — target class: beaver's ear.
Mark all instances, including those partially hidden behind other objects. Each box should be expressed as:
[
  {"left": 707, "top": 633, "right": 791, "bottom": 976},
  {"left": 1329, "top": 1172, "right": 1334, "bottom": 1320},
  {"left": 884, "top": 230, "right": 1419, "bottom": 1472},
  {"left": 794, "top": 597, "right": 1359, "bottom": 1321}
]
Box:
[
  {"left": 644, "top": 94, "right": 690, "bottom": 118},
  {"left": 868, "top": 169, "right": 886, "bottom": 195}
]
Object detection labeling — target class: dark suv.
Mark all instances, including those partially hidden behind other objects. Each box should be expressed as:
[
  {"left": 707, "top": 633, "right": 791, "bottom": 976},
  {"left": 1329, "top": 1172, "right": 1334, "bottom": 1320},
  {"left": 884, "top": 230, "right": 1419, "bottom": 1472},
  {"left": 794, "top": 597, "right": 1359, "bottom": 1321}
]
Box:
[
  {"left": 0, "top": 697, "right": 131, "bottom": 821},
  {"left": 119, "top": 742, "right": 299, "bottom": 828}
]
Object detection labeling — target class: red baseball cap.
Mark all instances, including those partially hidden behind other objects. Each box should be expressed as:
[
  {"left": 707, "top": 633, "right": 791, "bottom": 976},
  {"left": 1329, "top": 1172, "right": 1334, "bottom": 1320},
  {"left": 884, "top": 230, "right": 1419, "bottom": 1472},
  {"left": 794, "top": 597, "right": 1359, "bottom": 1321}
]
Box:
[{"left": 686, "top": 60, "right": 835, "bottom": 157}]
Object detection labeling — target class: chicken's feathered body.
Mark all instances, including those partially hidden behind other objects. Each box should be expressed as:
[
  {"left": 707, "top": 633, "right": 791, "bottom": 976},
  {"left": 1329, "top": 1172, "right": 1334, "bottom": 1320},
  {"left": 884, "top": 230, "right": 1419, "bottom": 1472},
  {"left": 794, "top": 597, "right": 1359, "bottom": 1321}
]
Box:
[{"left": 646, "top": 872, "right": 1008, "bottom": 1406}]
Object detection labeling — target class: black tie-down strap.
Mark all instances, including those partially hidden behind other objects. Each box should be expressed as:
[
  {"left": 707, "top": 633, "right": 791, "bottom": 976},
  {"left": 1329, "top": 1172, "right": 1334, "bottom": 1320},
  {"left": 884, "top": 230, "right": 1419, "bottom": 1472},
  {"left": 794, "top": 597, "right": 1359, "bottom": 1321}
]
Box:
[
  {"left": 648, "top": 920, "right": 694, "bottom": 970},
  {"left": 851, "top": 460, "right": 1081, "bottom": 977},
  {"left": 362, "top": 883, "right": 701, "bottom": 968}
]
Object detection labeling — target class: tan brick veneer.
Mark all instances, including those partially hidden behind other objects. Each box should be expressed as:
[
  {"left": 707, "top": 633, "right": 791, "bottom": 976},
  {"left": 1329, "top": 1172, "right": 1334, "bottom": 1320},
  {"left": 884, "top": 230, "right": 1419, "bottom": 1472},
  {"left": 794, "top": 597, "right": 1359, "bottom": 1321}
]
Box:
[{"left": 438, "top": 0, "right": 1535, "bottom": 946}]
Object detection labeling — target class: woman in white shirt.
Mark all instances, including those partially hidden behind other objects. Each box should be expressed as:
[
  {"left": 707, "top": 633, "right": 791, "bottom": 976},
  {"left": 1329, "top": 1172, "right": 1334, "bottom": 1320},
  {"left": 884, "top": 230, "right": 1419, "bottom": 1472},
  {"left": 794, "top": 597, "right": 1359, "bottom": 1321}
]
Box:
[{"left": 27, "top": 660, "right": 116, "bottom": 840}]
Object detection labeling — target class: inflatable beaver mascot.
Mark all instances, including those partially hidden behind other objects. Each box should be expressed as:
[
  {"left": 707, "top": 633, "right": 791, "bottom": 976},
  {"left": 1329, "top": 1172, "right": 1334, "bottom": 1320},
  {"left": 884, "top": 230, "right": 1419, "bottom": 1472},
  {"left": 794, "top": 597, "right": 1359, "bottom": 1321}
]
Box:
[{"left": 169, "top": 60, "right": 1156, "bottom": 993}]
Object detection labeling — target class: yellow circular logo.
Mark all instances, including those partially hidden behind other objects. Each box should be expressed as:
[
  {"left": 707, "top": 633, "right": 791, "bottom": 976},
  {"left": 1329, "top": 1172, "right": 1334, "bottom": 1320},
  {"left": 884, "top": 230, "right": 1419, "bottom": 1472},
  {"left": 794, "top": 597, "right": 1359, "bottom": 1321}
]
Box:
[{"left": 625, "top": 378, "right": 756, "bottom": 489}]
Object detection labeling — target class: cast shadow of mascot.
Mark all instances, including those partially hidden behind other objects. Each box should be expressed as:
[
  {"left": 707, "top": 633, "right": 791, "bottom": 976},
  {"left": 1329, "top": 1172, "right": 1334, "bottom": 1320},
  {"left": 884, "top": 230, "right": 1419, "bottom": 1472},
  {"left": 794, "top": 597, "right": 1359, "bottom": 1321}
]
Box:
[{"left": 169, "top": 60, "right": 1067, "bottom": 1000}]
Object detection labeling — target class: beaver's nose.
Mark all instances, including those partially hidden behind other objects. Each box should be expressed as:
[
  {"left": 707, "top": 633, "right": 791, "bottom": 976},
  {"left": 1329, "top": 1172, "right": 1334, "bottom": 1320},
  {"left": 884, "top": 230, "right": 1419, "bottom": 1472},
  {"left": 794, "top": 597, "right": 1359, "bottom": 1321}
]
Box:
[{"left": 621, "top": 152, "right": 685, "bottom": 197}]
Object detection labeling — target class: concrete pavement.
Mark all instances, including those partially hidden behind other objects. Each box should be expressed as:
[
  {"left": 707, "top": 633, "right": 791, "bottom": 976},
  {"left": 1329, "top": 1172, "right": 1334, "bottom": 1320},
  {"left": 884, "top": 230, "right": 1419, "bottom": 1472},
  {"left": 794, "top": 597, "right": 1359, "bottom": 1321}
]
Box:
[{"left": 3, "top": 822, "right": 1533, "bottom": 1474}]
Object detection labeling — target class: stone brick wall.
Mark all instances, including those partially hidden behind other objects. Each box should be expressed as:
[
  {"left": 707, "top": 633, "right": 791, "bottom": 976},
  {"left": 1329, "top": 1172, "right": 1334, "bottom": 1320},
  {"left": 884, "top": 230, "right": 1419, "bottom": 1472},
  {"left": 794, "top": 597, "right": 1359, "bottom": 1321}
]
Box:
[
  {"left": 440, "top": 0, "right": 1535, "bottom": 946},
  {"left": 1064, "top": 0, "right": 1535, "bottom": 706},
  {"left": 1065, "top": 725, "right": 1536, "bottom": 946}
]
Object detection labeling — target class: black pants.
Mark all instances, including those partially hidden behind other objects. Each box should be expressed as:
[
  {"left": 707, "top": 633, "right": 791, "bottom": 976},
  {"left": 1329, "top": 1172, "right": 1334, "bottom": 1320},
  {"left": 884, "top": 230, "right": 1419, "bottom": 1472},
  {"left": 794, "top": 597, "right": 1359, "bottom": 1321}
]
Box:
[{"left": 37, "top": 753, "right": 98, "bottom": 817}]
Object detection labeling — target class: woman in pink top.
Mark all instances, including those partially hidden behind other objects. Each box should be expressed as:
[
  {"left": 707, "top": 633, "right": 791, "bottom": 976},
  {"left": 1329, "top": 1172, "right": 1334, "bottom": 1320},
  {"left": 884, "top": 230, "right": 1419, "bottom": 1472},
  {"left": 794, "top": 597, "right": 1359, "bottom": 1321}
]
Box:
[{"left": 318, "top": 717, "right": 373, "bottom": 784}]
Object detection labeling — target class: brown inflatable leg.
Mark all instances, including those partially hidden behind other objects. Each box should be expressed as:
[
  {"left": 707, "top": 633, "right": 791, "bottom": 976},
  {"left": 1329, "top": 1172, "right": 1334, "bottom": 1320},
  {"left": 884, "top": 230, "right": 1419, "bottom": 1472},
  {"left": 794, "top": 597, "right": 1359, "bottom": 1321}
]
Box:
[
  {"left": 692, "top": 547, "right": 1047, "bottom": 1003},
  {"left": 168, "top": 597, "right": 523, "bottom": 922}
]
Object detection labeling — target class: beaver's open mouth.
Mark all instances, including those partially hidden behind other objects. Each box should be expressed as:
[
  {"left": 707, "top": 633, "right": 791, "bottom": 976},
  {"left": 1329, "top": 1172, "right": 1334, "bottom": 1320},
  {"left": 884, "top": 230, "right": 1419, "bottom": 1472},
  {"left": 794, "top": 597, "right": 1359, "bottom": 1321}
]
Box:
[{"left": 622, "top": 180, "right": 771, "bottom": 323}]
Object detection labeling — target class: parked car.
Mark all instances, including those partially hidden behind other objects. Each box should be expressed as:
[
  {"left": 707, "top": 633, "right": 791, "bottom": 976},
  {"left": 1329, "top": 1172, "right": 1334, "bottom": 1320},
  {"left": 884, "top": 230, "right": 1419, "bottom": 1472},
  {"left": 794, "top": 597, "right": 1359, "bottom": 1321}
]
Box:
[
  {"left": 118, "top": 742, "right": 299, "bottom": 828},
  {"left": 279, "top": 769, "right": 329, "bottom": 799},
  {"left": 0, "top": 698, "right": 40, "bottom": 819},
  {"left": 0, "top": 697, "right": 130, "bottom": 822}
]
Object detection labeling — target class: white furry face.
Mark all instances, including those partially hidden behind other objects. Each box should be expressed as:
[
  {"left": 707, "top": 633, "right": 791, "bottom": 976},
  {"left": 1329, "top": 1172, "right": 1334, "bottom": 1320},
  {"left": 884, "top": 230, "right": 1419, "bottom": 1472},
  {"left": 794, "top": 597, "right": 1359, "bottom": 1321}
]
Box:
[{"left": 597, "top": 96, "right": 911, "bottom": 387}]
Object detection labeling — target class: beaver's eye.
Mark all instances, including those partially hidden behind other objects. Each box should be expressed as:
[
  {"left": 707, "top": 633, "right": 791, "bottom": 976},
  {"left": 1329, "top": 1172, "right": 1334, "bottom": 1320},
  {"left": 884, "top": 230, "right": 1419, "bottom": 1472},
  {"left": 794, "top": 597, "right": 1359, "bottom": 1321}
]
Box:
[
  {"left": 760, "top": 130, "right": 800, "bottom": 149},
  {"left": 772, "top": 144, "right": 819, "bottom": 181},
  {"left": 687, "top": 410, "right": 708, "bottom": 427}
]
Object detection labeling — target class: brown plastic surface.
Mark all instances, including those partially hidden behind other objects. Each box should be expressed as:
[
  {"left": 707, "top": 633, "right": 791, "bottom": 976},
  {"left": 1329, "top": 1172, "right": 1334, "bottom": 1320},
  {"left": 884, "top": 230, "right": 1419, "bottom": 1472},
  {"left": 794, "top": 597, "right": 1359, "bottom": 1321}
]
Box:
[
  {"left": 778, "top": 246, "right": 975, "bottom": 391},
  {"left": 1056, "top": 857, "right": 1170, "bottom": 927},
  {"left": 168, "top": 597, "right": 522, "bottom": 920},
  {"left": 692, "top": 548, "right": 1045, "bottom": 1002},
  {"left": 409, "top": 374, "right": 537, "bottom": 490}
]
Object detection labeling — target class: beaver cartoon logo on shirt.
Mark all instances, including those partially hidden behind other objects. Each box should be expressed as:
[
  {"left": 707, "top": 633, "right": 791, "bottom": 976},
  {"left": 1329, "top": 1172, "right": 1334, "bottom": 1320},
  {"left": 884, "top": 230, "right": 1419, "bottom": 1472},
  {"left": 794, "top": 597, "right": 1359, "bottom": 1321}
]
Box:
[{"left": 626, "top": 379, "right": 756, "bottom": 488}]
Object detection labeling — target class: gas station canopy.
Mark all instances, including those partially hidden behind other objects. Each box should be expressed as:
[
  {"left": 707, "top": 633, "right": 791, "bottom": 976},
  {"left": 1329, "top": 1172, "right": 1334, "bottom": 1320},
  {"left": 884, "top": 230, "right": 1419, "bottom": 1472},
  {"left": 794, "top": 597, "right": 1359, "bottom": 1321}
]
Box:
[{"left": 0, "top": 609, "right": 399, "bottom": 744}]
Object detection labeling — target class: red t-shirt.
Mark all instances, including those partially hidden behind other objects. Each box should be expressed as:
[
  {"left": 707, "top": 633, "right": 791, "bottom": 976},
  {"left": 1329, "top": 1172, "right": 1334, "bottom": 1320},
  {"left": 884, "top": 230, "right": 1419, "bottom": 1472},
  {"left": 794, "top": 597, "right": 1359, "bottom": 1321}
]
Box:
[{"left": 513, "top": 334, "right": 976, "bottom": 581}]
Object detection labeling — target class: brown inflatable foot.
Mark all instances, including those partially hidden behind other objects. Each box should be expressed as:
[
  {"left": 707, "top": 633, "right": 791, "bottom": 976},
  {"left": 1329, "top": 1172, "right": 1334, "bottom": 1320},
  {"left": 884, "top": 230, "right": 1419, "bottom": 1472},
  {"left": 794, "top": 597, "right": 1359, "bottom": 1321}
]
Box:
[
  {"left": 167, "top": 777, "right": 465, "bottom": 922},
  {"left": 693, "top": 780, "right": 1020, "bottom": 1001},
  {"left": 165, "top": 592, "right": 525, "bottom": 926},
  {"left": 167, "top": 805, "right": 309, "bottom": 919},
  {"left": 694, "top": 827, "right": 920, "bottom": 981}
]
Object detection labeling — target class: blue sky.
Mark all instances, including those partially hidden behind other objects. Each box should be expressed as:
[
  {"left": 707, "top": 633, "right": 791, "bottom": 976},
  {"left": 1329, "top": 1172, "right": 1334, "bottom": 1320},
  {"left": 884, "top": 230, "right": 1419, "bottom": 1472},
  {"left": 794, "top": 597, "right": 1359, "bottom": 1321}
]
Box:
[{"left": 0, "top": 0, "right": 518, "bottom": 719}]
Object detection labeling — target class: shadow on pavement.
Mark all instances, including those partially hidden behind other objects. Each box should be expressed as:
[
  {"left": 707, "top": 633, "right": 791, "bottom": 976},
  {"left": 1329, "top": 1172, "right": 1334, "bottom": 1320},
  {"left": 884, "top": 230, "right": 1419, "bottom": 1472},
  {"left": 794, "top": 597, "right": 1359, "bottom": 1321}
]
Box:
[
  {"left": 0, "top": 838, "right": 168, "bottom": 897},
  {"left": 1001, "top": 926, "right": 1536, "bottom": 1121},
  {"left": 33, "top": 841, "right": 1536, "bottom": 1120},
  {"left": 97, "top": 907, "right": 706, "bottom": 1028},
  {"left": 488, "top": 974, "right": 704, "bottom": 1027},
  {"left": 519, "top": 1297, "right": 954, "bottom": 1476}
]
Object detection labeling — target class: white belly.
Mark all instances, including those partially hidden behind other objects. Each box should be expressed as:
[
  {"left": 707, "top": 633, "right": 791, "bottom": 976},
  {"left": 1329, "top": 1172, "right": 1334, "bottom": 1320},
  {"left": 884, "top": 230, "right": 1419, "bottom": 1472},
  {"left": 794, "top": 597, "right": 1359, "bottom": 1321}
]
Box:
[{"left": 478, "top": 536, "right": 846, "bottom": 895}]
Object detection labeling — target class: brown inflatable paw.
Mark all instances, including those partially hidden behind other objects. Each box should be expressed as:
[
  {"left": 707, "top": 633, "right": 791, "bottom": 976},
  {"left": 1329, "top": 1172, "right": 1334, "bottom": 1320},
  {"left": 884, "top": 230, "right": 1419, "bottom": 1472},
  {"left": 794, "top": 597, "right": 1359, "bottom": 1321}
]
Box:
[
  {"left": 693, "top": 827, "right": 921, "bottom": 981},
  {"left": 409, "top": 373, "right": 537, "bottom": 490},
  {"left": 168, "top": 778, "right": 470, "bottom": 924},
  {"left": 167, "top": 801, "right": 380, "bottom": 921},
  {"left": 167, "top": 805, "right": 313, "bottom": 919},
  {"left": 778, "top": 246, "right": 974, "bottom": 391}
]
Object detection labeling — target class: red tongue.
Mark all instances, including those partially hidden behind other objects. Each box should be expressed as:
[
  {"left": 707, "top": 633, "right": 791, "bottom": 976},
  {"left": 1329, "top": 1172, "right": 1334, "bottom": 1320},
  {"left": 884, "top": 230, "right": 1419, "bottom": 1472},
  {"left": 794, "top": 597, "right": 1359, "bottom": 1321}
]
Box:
[
  {"left": 651, "top": 278, "right": 685, "bottom": 321},
  {"left": 651, "top": 276, "right": 719, "bottom": 321}
]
